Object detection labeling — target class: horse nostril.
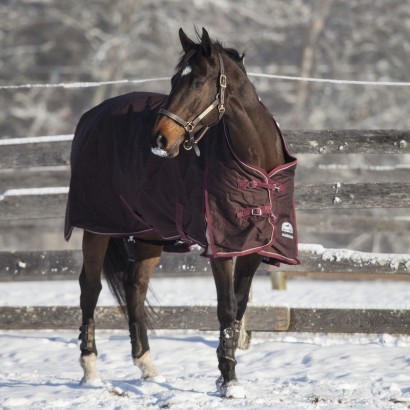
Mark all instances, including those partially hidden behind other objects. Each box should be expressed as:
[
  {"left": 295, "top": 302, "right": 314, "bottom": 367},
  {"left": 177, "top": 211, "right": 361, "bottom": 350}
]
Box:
[{"left": 156, "top": 134, "right": 167, "bottom": 149}]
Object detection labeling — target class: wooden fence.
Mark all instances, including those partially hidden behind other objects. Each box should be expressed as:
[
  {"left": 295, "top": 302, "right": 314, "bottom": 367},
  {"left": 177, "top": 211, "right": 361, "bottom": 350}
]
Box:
[{"left": 0, "top": 130, "right": 409, "bottom": 333}]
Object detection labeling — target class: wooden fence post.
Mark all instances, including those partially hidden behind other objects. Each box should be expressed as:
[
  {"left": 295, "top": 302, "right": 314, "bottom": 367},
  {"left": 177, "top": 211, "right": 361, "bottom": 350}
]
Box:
[{"left": 270, "top": 270, "right": 287, "bottom": 290}]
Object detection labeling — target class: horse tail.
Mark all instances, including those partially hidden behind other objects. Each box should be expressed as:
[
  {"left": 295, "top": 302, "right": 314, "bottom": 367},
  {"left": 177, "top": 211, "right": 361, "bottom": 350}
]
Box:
[
  {"left": 103, "top": 237, "right": 131, "bottom": 319},
  {"left": 103, "top": 237, "right": 156, "bottom": 326}
]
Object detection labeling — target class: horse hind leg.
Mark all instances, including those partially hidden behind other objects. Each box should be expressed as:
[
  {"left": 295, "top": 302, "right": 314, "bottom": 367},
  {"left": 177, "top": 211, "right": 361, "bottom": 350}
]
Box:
[
  {"left": 120, "top": 239, "right": 165, "bottom": 382},
  {"left": 78, "top": 231, "right": 109, "bottom": 385},
  {"left": 130, "top": 325, "right": 163, "bottom": 382}
]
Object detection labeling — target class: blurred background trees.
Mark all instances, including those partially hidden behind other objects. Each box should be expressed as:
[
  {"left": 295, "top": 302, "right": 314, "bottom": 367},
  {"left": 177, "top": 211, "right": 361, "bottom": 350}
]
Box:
[{"left": 1, "top": 0, "right": 409, "bottom": 137}]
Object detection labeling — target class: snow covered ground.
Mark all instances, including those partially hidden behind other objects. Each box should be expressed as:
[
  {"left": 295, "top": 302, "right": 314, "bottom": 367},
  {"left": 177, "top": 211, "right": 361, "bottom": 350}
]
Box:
[{"left": 1, "top": 276, "right": 410, "bottom": 409}]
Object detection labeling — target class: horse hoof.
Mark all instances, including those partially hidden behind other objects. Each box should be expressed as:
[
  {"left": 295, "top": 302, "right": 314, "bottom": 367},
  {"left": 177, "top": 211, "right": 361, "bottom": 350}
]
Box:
[
  {"left": 79, "top": 353, "right": 102, "bottom": 386},
  {"left": 79, "top": 376, "right": 104, "bottom": 387},
  {"left": 142, "top": 374, "right": 166, "bottom": 383},
  {"left": 133, "top": 352, "right": 164, "bottom": 383},
  {"left": 220, "top": 381, "right": 247, "bottom": 399}
]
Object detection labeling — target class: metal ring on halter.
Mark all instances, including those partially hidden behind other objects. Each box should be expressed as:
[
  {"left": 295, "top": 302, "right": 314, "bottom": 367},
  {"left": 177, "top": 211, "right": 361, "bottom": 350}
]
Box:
[{"left": 183, "top": 140, "right": 193, "bottom": 150}]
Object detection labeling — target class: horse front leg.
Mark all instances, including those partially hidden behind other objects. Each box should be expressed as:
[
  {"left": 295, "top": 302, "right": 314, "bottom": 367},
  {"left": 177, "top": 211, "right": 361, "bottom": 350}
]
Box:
[
  {"left": 234, "top": 254, "right": 262, "bottom": 321},
  {"left": 122, "top": 240, "right": 164, "bottom": 382},
  {"left": 79, "top": 231, "right": 109, "bottom": 385},
  {"left": 234, "top": 254, "right": 263, "bottom": 349},
  {"left": 211, "top": 257, "right": 245, "bottom": 398}
]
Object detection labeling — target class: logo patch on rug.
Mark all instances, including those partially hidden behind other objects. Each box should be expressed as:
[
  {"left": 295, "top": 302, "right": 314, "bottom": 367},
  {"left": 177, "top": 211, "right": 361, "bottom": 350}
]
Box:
[{"left": 281, "top": 222, "right": 294, "bottom": 239}]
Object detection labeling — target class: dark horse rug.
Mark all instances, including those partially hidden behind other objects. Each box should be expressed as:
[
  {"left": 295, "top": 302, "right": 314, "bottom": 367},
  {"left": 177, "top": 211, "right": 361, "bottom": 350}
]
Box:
[{"left": 65, "top": 92, "right": 299, "bottom": 266}]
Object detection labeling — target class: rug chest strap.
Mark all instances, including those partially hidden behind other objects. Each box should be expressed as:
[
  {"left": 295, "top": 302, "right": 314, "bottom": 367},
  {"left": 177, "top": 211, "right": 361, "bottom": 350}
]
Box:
[
  {"left": 237, "top": 179, "right": 285, "bottom": 193},
  {"left": 236, "top": 205, "right": 273, "bottom": 219}
]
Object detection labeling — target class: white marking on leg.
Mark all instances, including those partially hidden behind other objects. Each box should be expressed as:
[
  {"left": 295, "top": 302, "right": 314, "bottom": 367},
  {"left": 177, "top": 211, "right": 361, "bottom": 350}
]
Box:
[
  {"left": 133, "top": 351, "right": 165, "bottom": 382},
  {"left": 79, "top": 353, "right": 103, "bottom": 386}
]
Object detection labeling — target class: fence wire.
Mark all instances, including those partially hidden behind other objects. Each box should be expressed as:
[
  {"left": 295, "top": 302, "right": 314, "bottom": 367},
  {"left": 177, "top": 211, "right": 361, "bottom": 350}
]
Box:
[{"left": 1, "top": 73, "right": 410, "bottom": 90}]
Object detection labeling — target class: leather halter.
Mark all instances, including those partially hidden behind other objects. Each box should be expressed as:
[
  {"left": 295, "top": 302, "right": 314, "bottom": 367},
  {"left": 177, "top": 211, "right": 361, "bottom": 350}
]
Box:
[{"left": 158, "top": 53, "right": 227, "bottom": 156}]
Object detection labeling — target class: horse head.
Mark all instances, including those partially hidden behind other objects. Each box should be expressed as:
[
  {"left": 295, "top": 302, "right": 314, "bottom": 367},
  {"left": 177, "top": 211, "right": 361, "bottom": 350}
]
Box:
[{"left": 151, "top": 28, "right": 227, "bottom": 158}]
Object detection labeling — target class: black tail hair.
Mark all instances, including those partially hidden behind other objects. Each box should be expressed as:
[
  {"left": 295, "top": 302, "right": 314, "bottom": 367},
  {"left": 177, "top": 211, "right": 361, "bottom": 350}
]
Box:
[
  {"left": 103, "top": 238, "right": 130, "bottom": 318},
  {"left": 103, "top": 238, "right": 156, "bottom": 327}
]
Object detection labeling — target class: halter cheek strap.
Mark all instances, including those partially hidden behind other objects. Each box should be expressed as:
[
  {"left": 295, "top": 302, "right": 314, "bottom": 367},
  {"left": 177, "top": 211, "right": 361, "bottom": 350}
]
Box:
[{"left": 158, "top": 53, "right": 227, "bottom": 156}]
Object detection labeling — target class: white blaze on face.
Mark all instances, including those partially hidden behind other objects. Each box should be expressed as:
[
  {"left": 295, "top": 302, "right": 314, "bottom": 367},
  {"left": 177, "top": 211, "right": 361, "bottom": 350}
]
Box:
[{"left": 181, "top": 65, "right": 192, "bottom": 77}]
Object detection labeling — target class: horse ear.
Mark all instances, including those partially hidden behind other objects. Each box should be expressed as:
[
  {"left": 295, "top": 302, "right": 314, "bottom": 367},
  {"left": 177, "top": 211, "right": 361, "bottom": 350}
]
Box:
[
  {"left": 201, "top": 27, "right": 212, "bottom": 57},
  {"left": 179, "top": 28, "right": 195, "bottom": 53}
]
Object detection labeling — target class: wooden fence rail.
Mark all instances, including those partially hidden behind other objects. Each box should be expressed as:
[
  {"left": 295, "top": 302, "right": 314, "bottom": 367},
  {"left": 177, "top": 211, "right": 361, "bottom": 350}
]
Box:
[
  {"left": 1, "top": 130, "right": 409, "bottom": 169},
  {"left": 2, "top": 181, "right": 410, "bottom": 221},
  {"left": 1, "top": 245, "right": 409, "bottom": 281},
  {"left": 0, "top": 305, "right": 409, "bottom": 334},
  {"left": 1, "top": 130, "right": 409, "bottom": 332},
  {"left": 2, "top": 166, "right": 410, "bottom": 192},
  {"left": 2, "top": 214, "right": 410, "bottom": 244}
]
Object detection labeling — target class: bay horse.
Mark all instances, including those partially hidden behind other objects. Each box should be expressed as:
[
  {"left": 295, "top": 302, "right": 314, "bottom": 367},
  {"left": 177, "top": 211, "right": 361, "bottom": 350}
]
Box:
[{"left": 65, "top": 27, "right": 298, "bottom": 398}]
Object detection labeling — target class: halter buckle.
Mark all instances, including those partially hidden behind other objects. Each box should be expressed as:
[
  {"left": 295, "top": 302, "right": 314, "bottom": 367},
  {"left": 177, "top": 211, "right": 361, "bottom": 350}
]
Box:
[
  {"left": 251, "top": 208, "right": 263, "bottom": 216},
  {"left": 185, "top": 122, "right": 195, "bottom": 132},
  {"left": 220, "top": 74, "right": 227, "bottom": 88}
]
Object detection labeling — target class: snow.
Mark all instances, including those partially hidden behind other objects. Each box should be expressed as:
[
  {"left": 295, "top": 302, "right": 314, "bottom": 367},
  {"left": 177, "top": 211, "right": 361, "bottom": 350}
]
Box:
[
  {"left": 1, "top": 187, "right": 69, "bottom": 199},
  {"left": 1, "top": 276, "right": 410, "bottom": 409},
  {"left": 318, "top": 163, "right": 410, "bottom": 171},
  {"left": 0, "top": 134, "right": 73, "bottom": 145},
  {"left": 299, "top": 243, "right": 410, "bottom": 272}
]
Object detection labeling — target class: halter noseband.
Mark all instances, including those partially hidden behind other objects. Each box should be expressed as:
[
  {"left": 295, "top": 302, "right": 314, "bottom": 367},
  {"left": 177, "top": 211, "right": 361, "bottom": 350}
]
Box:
[{"left": 158, "top": 53, "right": 227, "bottom": 156}]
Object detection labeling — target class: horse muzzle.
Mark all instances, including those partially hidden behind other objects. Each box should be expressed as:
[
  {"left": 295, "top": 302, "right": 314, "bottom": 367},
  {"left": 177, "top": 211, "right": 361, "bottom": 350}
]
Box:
[
  {"left": 151, "top": 118, "right": 185, "bottom": 158},
  {"left": 152, "top": 131, "right": 185, "bottom": 158}
]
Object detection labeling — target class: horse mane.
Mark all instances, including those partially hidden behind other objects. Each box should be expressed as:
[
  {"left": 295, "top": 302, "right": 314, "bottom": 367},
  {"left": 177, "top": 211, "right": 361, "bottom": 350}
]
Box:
[{"left": 176, "top": 31, "right": 247, "bottom": 74}]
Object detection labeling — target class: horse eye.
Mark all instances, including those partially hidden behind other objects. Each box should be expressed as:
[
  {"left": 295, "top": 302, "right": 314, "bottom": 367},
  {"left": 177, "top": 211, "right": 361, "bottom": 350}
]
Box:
[{"left": 193, "top": 80, "right": 204, "bottom": 89}]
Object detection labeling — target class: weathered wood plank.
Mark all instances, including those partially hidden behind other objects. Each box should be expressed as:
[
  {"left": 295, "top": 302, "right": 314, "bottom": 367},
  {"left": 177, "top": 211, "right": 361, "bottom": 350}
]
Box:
[
  {"left": 0, "top": 249, "right": 84, "bottom": 280},
  {"left": 1, "top": 182, "right": 409, "bottom": 220},
  {"left": 1, "top": 130, "right": 408, "bottom": 169},
  {"left": 0, "top": 140, "right": 71, "bottom": 169},
  {"left": 295, "top": 182, "right": 410, "bottom": 209},
  {"left": 0, "top": 249, "right": 212, "bottom": 281},
  {"left": 0, "top": 167, "right": 70, "bottom": 191},
  {"left": 297, "top": 213, "right": 410, "bottom": 235},
  {"left": 1, "top": 246, "right": 409, "bottom": 281},
  {"left": 2, "top": 213, "right": 409, "bottom": 247},
  {"left": 283, "top": 129, "right": 410, "bottom": 154},
  {"left": 0, "top": 305, "right": 408, "bottom": 334},
  {"left": 2, "top": 163, "right": 409, "bottom": 189},
  {"left": 0, "top": 305, "right": 290, "bottom": 331},
  {"left": 297, "top": 168, "right": 410, "bottom": 184},
  {"left": 288, "top": 308, "right": 410, "bottom": 334},
  {"left": 0, "top": 190, "right": 68, "bottom": 219}
]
